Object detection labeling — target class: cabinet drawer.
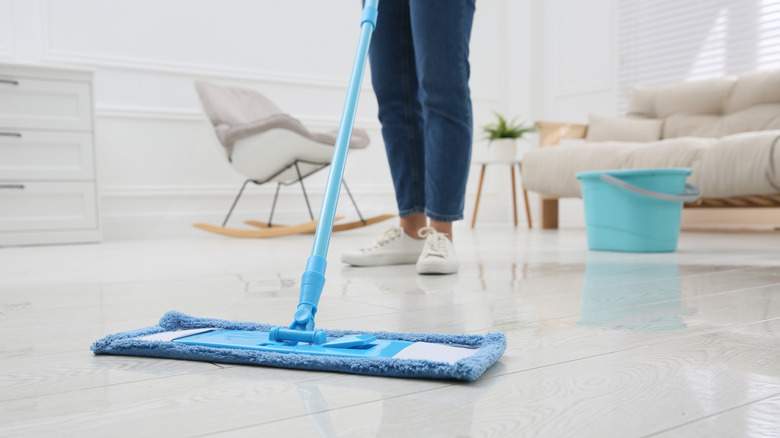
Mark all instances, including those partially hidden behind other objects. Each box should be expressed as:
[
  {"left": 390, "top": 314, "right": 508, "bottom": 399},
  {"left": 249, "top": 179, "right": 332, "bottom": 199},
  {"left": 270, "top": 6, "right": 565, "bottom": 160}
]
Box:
[
  {"left": 0, "top": 76, "right": 92, "bottom": 131},
  {"left": 0, "top": 182, "right": 97, "bottom": 232},
  {"left": 0, "top": 131, "right": 94, "bottom": 180}
]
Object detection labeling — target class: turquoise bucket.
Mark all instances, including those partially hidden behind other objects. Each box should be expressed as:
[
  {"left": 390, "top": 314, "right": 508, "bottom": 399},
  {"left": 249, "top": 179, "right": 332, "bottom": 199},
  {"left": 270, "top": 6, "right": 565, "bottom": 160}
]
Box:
[{"left": 576, "top": 168, "right": 700, "bottom": 252}]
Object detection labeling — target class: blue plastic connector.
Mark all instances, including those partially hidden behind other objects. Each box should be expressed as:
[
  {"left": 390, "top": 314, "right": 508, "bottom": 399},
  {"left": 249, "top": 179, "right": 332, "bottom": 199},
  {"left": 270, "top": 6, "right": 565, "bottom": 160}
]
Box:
[
  {"left": 270, "top": 255, "right": 328, "bottom": 345},
  {"left": 361, "top": 1, "right": 378, "bottom": 29},
  {"left": 268, "top": 326, "right": 327, "bottom": 345}
]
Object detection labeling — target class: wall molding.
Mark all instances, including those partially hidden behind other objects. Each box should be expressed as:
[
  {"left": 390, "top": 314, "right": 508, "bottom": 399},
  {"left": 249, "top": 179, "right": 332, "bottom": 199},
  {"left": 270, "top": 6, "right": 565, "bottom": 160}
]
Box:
[
  {"left": 98, "top": 186, "right": 515, "bottom": 240},
  {"left": 45, "top": 49, "right": 359, "bottom": 91},
  {"left": 36, "top": 0, "right": 361, "bottom": 91},
  {"left": 94, "top": 104, "right": 384, "bottom": 130},
  {"left": 99, "top": 183, "right": 396, "bottom": 199},
  {"left": 36, "top": 0, "right": 500, "bottom": 104},
  {"left": 98, "top": 184, "right": 398, "bottom": 239},
  {"left": 96, "top": 105, "right": 204, "bottom": 122},
  {"left": 45, "top": 49, "right": 500, "bottom": 103},
  {"left": 34, "top": 9, "right": 501, "bottom": 103}
]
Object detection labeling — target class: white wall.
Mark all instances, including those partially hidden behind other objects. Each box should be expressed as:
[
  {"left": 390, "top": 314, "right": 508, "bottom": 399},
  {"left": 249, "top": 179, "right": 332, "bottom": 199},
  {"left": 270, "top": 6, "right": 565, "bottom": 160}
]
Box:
[
  {"left": 526, "top": 0, "right": 617, "bottom": 228},
  {"left": 3, "top": 0, "right": 538, "bottom": 239}
]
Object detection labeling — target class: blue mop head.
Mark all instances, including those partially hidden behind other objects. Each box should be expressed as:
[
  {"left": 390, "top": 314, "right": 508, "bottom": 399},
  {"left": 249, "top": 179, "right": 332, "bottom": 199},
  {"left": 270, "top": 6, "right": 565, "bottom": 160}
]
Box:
[{"left": 91, "top": 311, "right": 506, "bottom": 381}]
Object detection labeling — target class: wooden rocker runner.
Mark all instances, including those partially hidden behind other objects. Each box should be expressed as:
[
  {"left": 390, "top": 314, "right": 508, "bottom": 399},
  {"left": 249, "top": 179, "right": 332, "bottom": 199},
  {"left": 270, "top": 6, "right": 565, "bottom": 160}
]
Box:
[
  {"left": 193, "top": 81, "right": 393, "bottom": 238},
  {"left": 195, "top": 214, "right": 394, "bottom": 238}
]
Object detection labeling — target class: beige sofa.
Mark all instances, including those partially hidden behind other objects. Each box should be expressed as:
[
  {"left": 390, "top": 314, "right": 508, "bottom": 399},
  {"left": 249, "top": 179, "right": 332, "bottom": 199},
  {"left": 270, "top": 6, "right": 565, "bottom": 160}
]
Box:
[{"left": 523, "top": 69, "right": 780, "bottom": 228}]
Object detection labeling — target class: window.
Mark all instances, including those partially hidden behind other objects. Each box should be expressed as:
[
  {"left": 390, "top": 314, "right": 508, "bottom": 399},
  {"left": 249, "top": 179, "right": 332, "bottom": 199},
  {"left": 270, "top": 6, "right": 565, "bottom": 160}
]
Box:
[{"left": 618, "top": 0, "right": 780, "bottom": 114}]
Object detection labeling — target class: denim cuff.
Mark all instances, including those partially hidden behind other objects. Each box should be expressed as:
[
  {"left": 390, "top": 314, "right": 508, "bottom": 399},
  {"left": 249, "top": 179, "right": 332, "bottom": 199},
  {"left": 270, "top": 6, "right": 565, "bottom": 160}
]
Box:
[
  {"left": 425, "top": 209, "right": 463, "bottom": 223},
  {"left": 398, "top": 207, "right": 426, "bottom": 218},
  {"left": 398, "top": 207, "right": 464, "bottom": 222}
]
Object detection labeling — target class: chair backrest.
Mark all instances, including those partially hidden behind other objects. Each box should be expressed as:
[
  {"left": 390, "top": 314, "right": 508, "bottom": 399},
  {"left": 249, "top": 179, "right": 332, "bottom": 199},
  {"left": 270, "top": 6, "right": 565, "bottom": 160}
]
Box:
[
  {"left": 627, "top": 69, "right": 780, "bottom": 139},
  {"left": 194, "top": 80, "right": 369, "bottom": 164},
  {"left": 194, "top": 81, "right": 287, "bottom": 148},
  {"left": 195, "top": 81, "right": 284, "bottom": 127},
  {"left": 195, "top": 80, "right": 313, "bottom": 159}
]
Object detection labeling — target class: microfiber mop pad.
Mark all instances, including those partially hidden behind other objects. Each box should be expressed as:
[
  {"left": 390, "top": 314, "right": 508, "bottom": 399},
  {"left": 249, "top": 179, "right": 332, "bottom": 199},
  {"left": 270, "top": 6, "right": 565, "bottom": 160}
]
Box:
[{"left": 91, "top": 311, "right": 507, "bottom": 381}]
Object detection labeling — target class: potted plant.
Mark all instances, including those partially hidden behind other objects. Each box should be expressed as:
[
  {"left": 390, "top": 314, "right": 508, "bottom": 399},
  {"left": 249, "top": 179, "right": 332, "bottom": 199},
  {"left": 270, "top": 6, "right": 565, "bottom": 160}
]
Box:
[{"left": 481, "top": 112, "right": 536, "bottom": 162}]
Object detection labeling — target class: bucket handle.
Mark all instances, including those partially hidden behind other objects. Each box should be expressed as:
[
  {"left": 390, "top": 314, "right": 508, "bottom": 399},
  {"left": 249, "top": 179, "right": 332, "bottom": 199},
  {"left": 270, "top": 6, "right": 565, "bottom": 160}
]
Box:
[{"left": 600, "top": 173, "right": 701, "bottom": 203}]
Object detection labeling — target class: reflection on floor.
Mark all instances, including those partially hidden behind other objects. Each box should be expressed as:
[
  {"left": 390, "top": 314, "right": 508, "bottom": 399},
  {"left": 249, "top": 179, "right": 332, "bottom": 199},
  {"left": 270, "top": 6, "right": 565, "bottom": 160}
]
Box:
[{"left": 1, "top": 225, "right": 780, "bottom": 436}]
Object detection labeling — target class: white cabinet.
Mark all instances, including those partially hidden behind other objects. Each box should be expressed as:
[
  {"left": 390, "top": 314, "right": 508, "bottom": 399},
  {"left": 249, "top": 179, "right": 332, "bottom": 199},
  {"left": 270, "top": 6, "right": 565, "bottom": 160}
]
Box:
[{"left": 0, "top": 63, "right": 100, "bottom": 246}]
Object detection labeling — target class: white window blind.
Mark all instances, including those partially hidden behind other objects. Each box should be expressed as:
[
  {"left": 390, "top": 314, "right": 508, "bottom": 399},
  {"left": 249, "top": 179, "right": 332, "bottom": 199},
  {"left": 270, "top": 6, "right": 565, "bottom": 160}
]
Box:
[{"left": 618, "top": 0, "right": 780, "bottom": 114}]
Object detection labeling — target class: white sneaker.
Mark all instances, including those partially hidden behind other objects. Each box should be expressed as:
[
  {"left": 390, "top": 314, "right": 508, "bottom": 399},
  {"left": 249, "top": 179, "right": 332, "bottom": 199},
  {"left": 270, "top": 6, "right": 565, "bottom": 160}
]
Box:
[
  {"left": 341, "top": 227, "right": 426, "bottom": 267},
  {"left": 416, "top": 227, "right": 459, "bottom": 275}
]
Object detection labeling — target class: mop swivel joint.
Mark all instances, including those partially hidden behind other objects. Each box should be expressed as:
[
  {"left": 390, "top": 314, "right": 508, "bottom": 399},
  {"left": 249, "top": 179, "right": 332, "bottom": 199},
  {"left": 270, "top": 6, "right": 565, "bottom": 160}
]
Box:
[
  {"left": 268, "top": 255, "right": 328, "bottom": 345},
  {"left": 268, "top": 326, "right": 327, "bottom": 345}
]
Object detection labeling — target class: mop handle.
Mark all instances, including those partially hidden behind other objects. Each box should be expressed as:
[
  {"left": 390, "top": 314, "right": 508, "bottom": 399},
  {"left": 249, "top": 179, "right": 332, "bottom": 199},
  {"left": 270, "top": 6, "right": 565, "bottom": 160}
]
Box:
[
  {"left": 272, "top": 0, "right": 379, "bottom": 343},
  {"left": 312, "top": 1, "right": 378, "bottom": 259}
]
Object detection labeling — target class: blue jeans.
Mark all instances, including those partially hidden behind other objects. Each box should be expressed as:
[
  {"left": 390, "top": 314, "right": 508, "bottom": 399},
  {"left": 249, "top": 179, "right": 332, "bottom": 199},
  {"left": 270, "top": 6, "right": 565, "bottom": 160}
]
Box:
[{"left": 368, "top": 0, "right": 476, "bottom": 222}]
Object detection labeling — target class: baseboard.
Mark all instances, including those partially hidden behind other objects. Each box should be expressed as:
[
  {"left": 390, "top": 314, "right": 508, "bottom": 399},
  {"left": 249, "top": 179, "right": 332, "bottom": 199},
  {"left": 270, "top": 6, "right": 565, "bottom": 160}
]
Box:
[
  {"left": 98, "top": 185, "right": 397, "bottom": 240},
  {"left": 0, "top": 228, "right": 101, "bottom": 247}
]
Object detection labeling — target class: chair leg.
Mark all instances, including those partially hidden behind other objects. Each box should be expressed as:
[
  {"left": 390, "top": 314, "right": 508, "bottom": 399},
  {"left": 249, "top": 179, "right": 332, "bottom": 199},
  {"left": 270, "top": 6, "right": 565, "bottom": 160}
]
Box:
[
  {"left": 471, "top": 164, "right": 487, "bottom": 228},
  {"left": 267, "top": 182, "right": 282, "bottom": 227},
  {"left": 510, "top": 165, "right": 518, "bottom": 227},
  {"left": 342, "top": 179, "right": 366, "bottom": 225},
  {"left": 293, "top": 162, "right": 314, "bottom": 220},
  {"left": 223, "top": 179, "right": 252, "bottom": 227},
  {"left": 517, "top": 163, "right": 532, "bottom": 229},
  {"left": 523, "top": 189, "right": 532, "bottom": 229}
]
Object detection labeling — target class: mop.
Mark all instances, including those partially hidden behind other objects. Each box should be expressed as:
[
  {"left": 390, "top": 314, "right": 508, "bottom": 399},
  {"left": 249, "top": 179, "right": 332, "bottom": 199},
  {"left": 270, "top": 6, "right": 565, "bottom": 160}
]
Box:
[{"left": 91, "top": 0, "right": 506, "bottom": 381}]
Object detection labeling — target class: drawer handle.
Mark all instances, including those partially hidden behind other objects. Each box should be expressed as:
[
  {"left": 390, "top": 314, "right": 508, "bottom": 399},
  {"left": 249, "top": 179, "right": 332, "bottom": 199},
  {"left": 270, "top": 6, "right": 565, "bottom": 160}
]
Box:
[
  {"left": 0, "top": 132, "right": 22, "bottom": 138},
  {"left": 0, "top": 79, "right": 19, "bottom": 86},
  {"left": 0, "top": 184, "right": 25, "bottom": 190}
]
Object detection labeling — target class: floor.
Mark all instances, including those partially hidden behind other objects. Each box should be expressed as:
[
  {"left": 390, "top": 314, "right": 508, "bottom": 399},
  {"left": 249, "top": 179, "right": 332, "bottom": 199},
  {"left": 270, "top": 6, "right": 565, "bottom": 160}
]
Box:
[{"left": 2, "top": 225, "right": 780, "bottom": 437}]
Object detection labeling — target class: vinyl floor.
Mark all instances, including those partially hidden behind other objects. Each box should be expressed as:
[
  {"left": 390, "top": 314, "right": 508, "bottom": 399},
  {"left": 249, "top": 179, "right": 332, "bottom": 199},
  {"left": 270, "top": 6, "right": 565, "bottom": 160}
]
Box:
[{"left": 1, "top": 225, "right": 780, "bottom": 437}]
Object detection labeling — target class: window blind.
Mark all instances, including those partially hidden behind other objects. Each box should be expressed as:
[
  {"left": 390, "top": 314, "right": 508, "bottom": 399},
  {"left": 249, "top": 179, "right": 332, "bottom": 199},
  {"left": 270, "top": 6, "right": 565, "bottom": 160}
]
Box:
[{"left": 618, "top": 0, "right": 780, "bottom": 114}]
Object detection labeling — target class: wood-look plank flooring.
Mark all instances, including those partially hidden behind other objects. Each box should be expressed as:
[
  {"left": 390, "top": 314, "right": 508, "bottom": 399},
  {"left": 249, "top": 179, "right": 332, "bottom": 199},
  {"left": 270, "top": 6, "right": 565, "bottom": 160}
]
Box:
[{"left": 1, "top": 226, "right": 779, "bottom": 437}]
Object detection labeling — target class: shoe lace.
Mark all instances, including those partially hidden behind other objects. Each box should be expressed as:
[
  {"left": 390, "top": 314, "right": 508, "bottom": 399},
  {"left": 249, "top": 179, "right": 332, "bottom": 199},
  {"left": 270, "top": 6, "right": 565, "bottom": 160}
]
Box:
[
  {"left": 418, "top": 227, "right": 448, "bottom": 258},
  {"left": 366, "top": 227, "right": 402, "bottom": 250}
]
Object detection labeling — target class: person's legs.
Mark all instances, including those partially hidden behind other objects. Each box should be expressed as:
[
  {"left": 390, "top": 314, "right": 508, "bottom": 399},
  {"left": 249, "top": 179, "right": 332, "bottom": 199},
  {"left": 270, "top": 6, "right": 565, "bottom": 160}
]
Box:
[
  {"left": 369, "top": 0, "right": 426, "bottom": 234},
  {"left": 409, "top": 0, "right": 476, "bottom": 240},
  {"left": 342, "top": 0, "right": 475, "bottom": 272}
]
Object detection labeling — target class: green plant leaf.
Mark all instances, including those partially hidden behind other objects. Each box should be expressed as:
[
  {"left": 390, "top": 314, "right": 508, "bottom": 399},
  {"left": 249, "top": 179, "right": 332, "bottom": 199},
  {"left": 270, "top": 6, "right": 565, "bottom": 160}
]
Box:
[{"left": 481, "top": 111, "right": 536, "bottom": 143}]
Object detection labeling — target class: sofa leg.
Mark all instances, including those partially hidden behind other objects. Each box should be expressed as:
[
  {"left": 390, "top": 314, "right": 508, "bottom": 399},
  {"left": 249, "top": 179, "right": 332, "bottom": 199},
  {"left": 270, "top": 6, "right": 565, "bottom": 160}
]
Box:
[{"left": 540, "top": 197, "right": 559, "bottom": 229}]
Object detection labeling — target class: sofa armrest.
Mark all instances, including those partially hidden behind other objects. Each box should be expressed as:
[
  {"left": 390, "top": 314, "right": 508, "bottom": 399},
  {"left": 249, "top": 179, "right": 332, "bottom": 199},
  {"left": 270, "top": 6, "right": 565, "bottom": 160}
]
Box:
[{"left": 534, "top": 121, "right": 588, "bottom": 147}]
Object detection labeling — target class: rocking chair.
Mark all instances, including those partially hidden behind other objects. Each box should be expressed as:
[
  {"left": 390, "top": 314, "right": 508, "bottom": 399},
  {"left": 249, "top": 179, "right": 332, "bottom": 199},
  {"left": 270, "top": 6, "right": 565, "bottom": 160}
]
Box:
[{"left": 193, "top": 81, "right": 393, "bottom": 237}]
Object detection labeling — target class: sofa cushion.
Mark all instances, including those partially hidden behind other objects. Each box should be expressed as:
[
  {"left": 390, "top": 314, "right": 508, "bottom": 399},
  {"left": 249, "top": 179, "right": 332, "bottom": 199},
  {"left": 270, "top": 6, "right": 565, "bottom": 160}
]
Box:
[
  {"left": 626, "top": 69, "right": 780, "bottom": 139},
  {"left": 692, "top": 130, "right": 780, "bottom": 197},
  {"left": 522, "top": 130, "right": 780, "bottom": 199},
  {"left": 661, "top": 114, "right": 722, "bottom": 139},
  {"left": 586, "top": 114, "right": 663, "bottom": 142},
  {"left": 663, "top": 105, "right": 780, "bottom": 138},
  {"left": 627, "top": 77, "right": 734, "bottom": 120},
  {"left": 724, "top": 69, "right": 780, "bottom": 114},
  {"left": 720, "top": 104, "right": 780, "bottom": 134}
]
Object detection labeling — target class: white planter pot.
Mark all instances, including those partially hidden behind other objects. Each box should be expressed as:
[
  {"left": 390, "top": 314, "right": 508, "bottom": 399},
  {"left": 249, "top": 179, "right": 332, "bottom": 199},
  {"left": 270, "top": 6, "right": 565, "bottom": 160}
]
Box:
[{"left": 491, "top": 138, "right": 517, "bottom": 162}]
